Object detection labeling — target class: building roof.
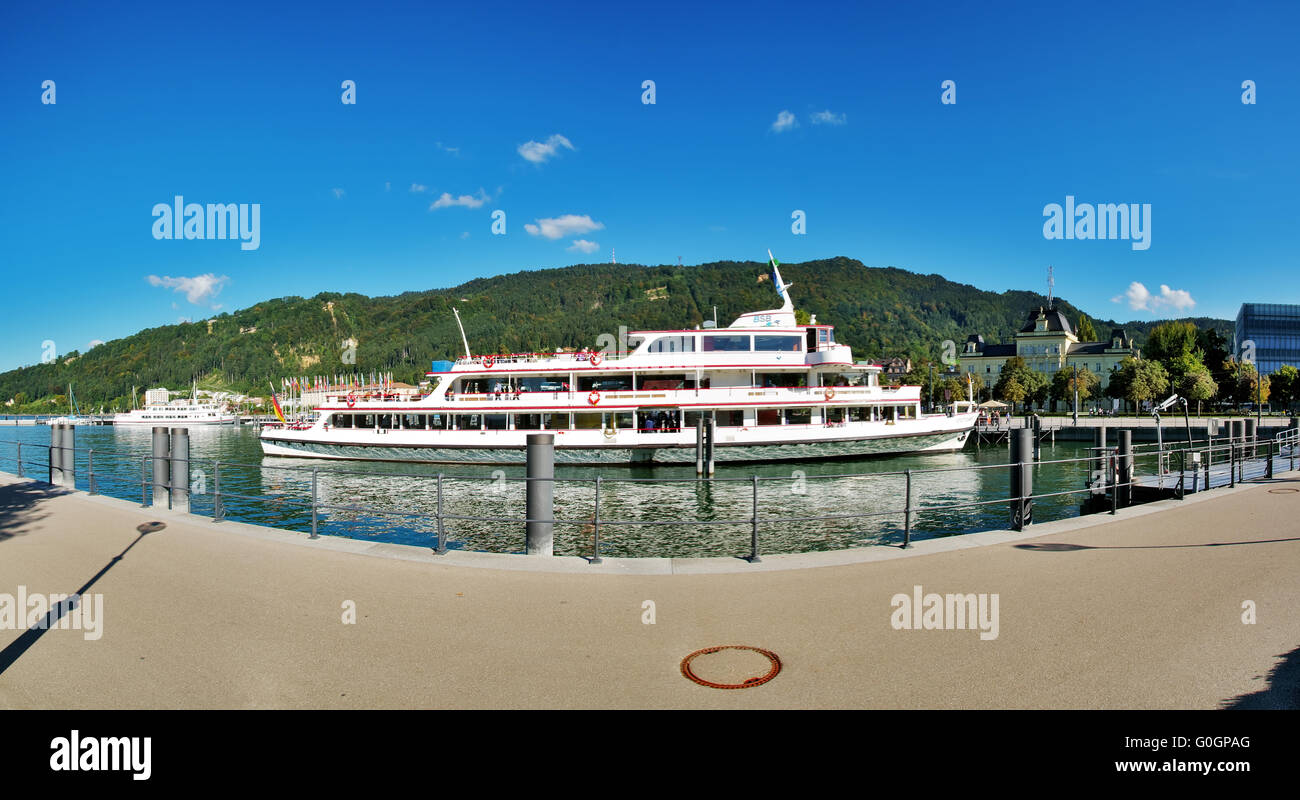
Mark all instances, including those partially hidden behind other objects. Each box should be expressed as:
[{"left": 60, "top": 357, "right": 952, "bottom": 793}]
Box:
[{"left": 1018, "top": 306, "right": 1074, "bottom": 336}]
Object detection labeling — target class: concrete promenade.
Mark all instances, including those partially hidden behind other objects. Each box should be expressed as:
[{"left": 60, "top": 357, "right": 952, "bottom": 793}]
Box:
[{"left": 1, "top": 469, "right": 1298, "bottom": 709}]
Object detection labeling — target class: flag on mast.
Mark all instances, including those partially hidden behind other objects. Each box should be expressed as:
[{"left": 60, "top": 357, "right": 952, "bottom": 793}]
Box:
[{"left": 268, "top": 382, "right": 287, "bottom": 424}]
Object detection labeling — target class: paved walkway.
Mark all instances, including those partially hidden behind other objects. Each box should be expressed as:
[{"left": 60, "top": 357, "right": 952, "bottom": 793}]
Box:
[{"left": 1, "top": 470, "right": 1298, "bottom": 709}]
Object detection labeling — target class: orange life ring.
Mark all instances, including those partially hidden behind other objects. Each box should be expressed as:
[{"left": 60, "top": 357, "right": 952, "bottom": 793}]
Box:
[
  {"left": 824, "top": 387, "right": 835, "bottom": 401},
  {"left": 482, "top": 355, "right": 494, "bottom": 368},
  {"left": 588, "top": 391, "right": 600, "bottom": 405},
  {"left": 347, "top": 393, "right": 356, "bottom": 407},
  {"left": 589, "top": 351, "right": 603, "bottom": 367}
]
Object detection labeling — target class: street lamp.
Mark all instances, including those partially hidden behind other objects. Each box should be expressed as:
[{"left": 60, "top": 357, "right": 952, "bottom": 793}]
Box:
[{"left": 1072, "top": 363, "right": 1079, "bottom": 426}]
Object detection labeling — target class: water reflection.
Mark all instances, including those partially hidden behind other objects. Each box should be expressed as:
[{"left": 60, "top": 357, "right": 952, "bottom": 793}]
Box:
[{"left": 0, "top": 425, "right": 1094, "bottom": 558}]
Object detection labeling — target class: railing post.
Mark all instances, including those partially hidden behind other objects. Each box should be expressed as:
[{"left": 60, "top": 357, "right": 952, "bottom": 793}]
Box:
[
  {"left": 309, "top": 467, "right": 319, "bottom": 539},
  {"left": 1229, "top": 428, "right": 1236, "bottom": 488},
  {"left": 1110, "top": 454, "right": 1118, "bottom": 515},
  {"left": 525, "top": 433, "right": 554, "bottom": 556},
  {"left": 140, "top": 456, "right": 149, "bottom": 507},
  {"left": 15, "top": 441, "right": 21, "bottom": 478},
  {"left": 590, "top": 476, "right": 603, "bottom": 564},
  {"left": 213, "top": 460, "right": 224, "bottom": 521},
  {"left": 49, "top": 424, "right": 59, "bottom": 485},
  {"left": 902, "top": 469, "right": 913, "bottom": 548},
  {"left": 745, "top": 474, "right": 761, "bottom": 563},
  {"left": 88, "top": 448, "right": 97, "bottom": 495},
  {"left": 435, "top": 473, "right": 447, "bottom": 554}
]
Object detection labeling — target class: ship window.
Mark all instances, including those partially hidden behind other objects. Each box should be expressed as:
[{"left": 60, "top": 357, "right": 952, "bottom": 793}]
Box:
[
  {"left": 784, "top": 407, "right": 812, "bottom": 425},
  {"left": 360, "top": 414, "right": 376, "bottom": 428},
  {"left": 756, "top": 409, "right": 781, "bottom": 426},
  {"left": 403, "top": 414, "right": 425, "bottom": 429},
  {"left": 456, "top": 378, "right": 489, "bottom": 395},
  {"left": 542, "top": 413, "right": 570, "bottom": 430},
  {"left": 610, "top": 412, "right": 635, "bottom": 429},
  {"left": 377, "top": 414, "right": 396, "bottom": 429},
  {"left": 331, "top": 414, "right": 353, "bottom": 428},
  {"left": 754, "top": 335, "right": 802, "bottom": 352},
  {"left": 456, "top": 414, "right": 482, "bottom": 430},
  {"left": 579, "top": 375, "right": 632, "bottom": 391},
  {"left": 636, "top": 374, "right": 687, "bottom": 390},
  {"left": 648, "top": 336, "right": 695, "bottom": 353},
  {"left": 758, "top": 372, "right": 806, "bottom": 388},
  {"left": 514, "top": 414, "right": 541, "bottom": 430},
  {"left": 826, "top": 407, "right": 845, "bottom": 423},
  {"left": 716, "top": 409, "right": 743, "bottom": 426},
  {"left": 574, "top": 413, "right": 603, "bottom": 430},
  {"left": 519, "top": 377, "right": 567, "bottom": 392},
  {"left": 485, "top": 414, "right": 508, "bottom": 430},
  {"left": 683, "top": 410, "right": 706, "bottom": 429},
  {"left": 429, "top": 414, "right": 449, "bottom": 430},
  {"left": 701, "top": 335, "right": 751, "bottom": 352},
  {"left": 849, "top": 407, "right": 870, "bottom": 422}
]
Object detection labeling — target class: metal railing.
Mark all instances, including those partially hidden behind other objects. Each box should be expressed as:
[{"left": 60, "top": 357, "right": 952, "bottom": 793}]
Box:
[{"left": 3, "top": 425, "right": 1297, "bottom": 560}]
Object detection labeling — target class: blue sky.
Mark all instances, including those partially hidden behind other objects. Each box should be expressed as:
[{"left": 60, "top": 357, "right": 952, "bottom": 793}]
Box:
[{"left": 2, "top": 0, "right": 1297, "bottom": 371}]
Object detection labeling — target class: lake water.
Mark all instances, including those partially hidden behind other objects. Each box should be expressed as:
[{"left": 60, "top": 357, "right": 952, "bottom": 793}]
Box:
[{"left": 0, "top": 424, "right": 1097, "bottom": 558}]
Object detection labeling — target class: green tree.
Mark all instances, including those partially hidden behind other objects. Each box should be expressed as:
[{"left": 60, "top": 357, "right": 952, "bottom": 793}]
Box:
[
  {"left": 1076, "top": 314, "right": 1098, "bottom": 342},
  {"left": 1051, "top": 366, "right": 1099, "bottom": 408},
  {"left": 1267, "top": 365, "right": 1298, "bottom": 412},
  {"left": 1144, "top": 321, "right": 1199, "bottom": 366},
  {"left": 1178, "top": 363, "right": 1218, "bottom": 416},
  {"left": 1107, "top": 357, "right": 1169, "bottom": 414}
]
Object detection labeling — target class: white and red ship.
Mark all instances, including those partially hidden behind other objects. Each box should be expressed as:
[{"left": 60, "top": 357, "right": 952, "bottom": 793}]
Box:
[{"left": 260, "top": 255, "right": 977, "bottom": 464}]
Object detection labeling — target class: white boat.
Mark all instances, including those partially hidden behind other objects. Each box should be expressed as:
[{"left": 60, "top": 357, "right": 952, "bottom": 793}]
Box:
[
  {"left": 113, "top": 384, "right": 237, "bottom": 426},
  {"left": 260, "top": 254, "right": 978, "bottom": 464},
  {"left": 47, "top": 384, "right": 95, "bottom": 426}
]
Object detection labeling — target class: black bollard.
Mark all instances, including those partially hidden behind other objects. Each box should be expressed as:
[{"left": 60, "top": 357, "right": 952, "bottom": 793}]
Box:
[
  {"left": 1009, "top": 428, "right": 1033, "bottom": 530},
  {"left": 525, "top": 434, "right": 554, "bottom": 556}
]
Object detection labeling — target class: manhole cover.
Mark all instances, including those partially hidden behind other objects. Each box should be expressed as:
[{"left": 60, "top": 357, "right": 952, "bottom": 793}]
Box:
[
  {"left": 1268, "top": 488, "right": 1299, "bottom": 494},
  {"left": 680, "top": 645, "right": 781, "bottom": 689}
]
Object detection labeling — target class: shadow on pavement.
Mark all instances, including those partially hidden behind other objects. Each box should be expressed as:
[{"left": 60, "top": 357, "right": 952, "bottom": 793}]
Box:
[
  {"left": 0, "top": 480, "right": 70, "bottom": 543},
  {"left": 1221, "top": 646, "right": 1300, "bottom": 710}
]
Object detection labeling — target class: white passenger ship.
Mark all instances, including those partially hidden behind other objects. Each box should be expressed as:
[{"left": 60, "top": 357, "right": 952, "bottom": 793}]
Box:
[
  {"left": 260, "top": 258, "right": 977, "bottom": 464},
  {"left": 113, "top": 390, "right": 238, "bottom": 426}
]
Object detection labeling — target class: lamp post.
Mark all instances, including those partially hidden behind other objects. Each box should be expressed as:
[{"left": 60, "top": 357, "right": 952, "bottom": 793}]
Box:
[
  {"left": 1072, "top": 363, "right": 1079, "bottom": 426},
  {"left": 929, "top": 364, "right": 935, "bottom": 413}
]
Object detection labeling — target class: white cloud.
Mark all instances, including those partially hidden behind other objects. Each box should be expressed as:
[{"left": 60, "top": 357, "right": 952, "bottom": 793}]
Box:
[
  {"left": 332, "top": 188, "right": 345, "bottom": 199},
  {"left": 771, "top": 110, "right": 798, "bottom": 133},
  {"left": 410, "top": 183, "right": 428, "bottom": 193},
  {"left": 436, "top": 141, "right": 460, "bottom": 156},
  {"left": 810, "top": 109, "right": 846, "bottom": 125},
  {"left": 88, "top": 339, "right": 104, "bottom": 349},
  {"left": 524, "top": 214, "right": 605, "bottom": 240},
  {"left": 518, "top": 134, "right": 575, "bottom": 164},
  {"left": 1111, "top": 281, "right": 1196, "bottom": 313},
  {"left": 148, "top": 273, "right": 230, "bottom": 307},
  {"left": 568, "top": 239, "right": 600, "bottom": 254},
  {"left": 430, "top": 189, "right": 489, "bottom": 210}
]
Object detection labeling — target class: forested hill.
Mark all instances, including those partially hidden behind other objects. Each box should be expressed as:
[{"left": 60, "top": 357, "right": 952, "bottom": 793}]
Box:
[{"left": 0, "top": 257, "right": 1233, "bottom": 410}]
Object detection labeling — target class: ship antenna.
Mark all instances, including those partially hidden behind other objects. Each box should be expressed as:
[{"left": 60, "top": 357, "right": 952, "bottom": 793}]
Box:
[
  {"left": 1047, "top": 265, "right": 1054, "bottom": 308},
  {"left": 452, "top": 306, "right": 472, "bottom": 360}
]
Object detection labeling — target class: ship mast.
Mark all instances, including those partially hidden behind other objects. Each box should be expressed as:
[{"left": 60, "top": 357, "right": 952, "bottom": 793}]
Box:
[{"left": 452, "top": 306, "right": 472, "bottom": 359}]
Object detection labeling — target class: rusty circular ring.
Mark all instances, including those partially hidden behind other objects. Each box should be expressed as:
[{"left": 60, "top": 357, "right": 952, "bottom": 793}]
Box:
[
  {"left": 680, "top": 645, "right": 782, "bottom": 689},
  {"left": 1268, "top": 488, "right": 1299, "bottom": 494}
]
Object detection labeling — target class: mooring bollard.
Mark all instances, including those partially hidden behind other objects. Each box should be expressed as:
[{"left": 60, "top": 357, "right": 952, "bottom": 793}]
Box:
[
  {"left": 695, "top": 418, "right": 704, "bottom": 475},
  {"left": 60, "top": 423, "right": 76, "bottom": 489},
  {"left": 169, "top": 427, "right": 190, "bottom": 513},
  {"left": 525, "top": 433, "right": 554, "bottom": 556},
  {"left": 310, "top": 467, "right": 319, "bottom": 539},
  {"left": 1009, "top": 428, "right": 1033, "bottom": 530},
  {"left": 151, "top": 427, "right": 170, "bottom": 507},
  {"left": 213, "top": 460, "right": 224, "bottom": 521},
  {"left": 590, "top": 476, "right": 603, "bottom": 564},
  {"left": 434, "top": 473, "right": 447, "bottom": 554},
  {"left": 705, "top": 416, "right": 716, "bottom": 476},
  {"left": 903, "top": 468, "right": 913, "bottom": 547},
  {"left": 1117, "top": 430, "right": 1133, "bottom": 507}
]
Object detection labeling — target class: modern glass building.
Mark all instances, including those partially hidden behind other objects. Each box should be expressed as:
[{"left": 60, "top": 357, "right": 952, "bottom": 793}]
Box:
[{"left": 1235, "top": 303, "right": 1300, "bottom": 375}]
